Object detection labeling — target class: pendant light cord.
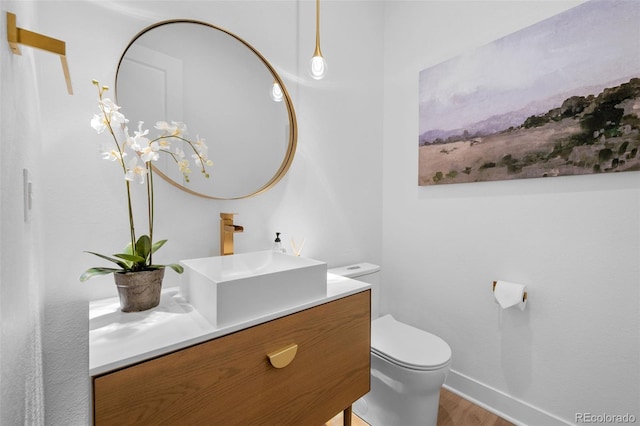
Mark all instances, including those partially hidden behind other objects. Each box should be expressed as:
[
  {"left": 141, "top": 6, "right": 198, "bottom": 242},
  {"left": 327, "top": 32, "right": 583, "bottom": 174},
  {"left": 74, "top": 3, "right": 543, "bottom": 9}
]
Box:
[{"left": 314, "top": 0, "right": 322, "bottom": 57}]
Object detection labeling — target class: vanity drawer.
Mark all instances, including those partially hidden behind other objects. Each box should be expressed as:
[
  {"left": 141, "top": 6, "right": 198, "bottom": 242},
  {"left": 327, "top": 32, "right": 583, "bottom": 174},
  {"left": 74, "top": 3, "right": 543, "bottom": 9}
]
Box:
[{"left": 93, "top": 290, "right": 371, "bottom": 425}]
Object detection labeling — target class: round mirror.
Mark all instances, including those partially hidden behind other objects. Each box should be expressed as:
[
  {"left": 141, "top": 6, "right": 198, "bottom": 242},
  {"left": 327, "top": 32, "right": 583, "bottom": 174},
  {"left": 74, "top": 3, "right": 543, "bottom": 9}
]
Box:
[{"left": 116, "top": 20, "right": 297, "bottom": 199}]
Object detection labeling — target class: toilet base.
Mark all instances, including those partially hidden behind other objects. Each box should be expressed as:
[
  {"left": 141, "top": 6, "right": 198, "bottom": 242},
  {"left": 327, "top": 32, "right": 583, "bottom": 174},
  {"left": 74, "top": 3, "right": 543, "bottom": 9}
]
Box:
[{"left": 353, "top": 352, "right": 449, "bottom": 426}]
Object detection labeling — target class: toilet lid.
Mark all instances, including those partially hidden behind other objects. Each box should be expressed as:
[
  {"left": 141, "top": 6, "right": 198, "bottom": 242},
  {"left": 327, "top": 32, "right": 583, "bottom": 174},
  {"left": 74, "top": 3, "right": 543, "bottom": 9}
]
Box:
[{"left": 371, "top": 315, "right": 452, "bottom": 371}]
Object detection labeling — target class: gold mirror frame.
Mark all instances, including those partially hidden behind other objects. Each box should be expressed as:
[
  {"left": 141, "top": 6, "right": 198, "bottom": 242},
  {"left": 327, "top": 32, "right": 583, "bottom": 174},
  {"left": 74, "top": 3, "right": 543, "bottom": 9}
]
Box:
[{"left": 115, "top": 19, "right": 297, "bottom": 200}]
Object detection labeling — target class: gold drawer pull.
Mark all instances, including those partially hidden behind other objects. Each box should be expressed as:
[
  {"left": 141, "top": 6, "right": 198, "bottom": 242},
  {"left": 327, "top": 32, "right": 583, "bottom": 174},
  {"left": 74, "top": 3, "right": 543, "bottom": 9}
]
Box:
[{"left": 267, "top": 343, "right": 298, "bottom": 368}]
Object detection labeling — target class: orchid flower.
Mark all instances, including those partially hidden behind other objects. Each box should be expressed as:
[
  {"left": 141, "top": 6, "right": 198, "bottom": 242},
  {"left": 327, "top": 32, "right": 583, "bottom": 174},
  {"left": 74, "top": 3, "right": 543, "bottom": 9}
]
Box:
[
  {"left": 140, "top": 141, "right": 160, "bottom": 163},
  {"left": 126, "top": 121, "right": 149, "bottom": 152},
  {"left": 91, "top": 114, "right": 108, "bottom": 134},
  {"left": 155, "top": 121, "right": 186, "bottom": 137},
  {"left": 192, "top": 153, "right": 213, "bottom": 168},
  {"left": 100, "top": 98, "right": 127, "bottom": 127},
  {"left": 154, "top": 121, "right": 172, "bottom": 134},
  {"left": 124, "top": 157, "right": 147, "bottom": 184},
  {"left": 102, "top": 149, "right": 126, "bottom": 164},
  {"left": 172, "top": 147, "right": 192, "bottom": 180},
  {"left": 178, "top": 159, "right": 192, "bottom": 175},
  {"left": 157, "top": 138, "right": 171, "bottom": 150},
  {"left": 194, "top": 135, "right": 206, "bottom": 150}
]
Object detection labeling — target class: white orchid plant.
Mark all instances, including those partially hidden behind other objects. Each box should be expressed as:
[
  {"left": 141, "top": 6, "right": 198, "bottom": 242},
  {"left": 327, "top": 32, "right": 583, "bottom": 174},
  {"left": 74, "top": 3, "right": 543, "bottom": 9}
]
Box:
[{"left": 80, "top": 80, "right": 212, "bottom": 282}]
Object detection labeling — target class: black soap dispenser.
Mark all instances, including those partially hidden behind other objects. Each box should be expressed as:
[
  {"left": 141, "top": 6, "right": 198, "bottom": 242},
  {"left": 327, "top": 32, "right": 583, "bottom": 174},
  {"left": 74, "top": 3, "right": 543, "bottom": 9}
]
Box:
[{"left": 273, "top": 232, "right": 286, "bottom": 254}]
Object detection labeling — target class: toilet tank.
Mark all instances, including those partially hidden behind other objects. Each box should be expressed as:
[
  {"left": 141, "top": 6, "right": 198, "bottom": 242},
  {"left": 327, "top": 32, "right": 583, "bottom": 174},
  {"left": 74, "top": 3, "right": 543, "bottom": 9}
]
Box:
[{"left": 328, "top": 263, "right": 381, "bottom": 319}]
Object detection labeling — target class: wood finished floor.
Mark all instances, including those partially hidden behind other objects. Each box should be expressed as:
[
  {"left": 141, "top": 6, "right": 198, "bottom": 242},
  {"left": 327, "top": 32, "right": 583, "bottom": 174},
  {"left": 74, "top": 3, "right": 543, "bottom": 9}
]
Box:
[{"left": 325, "top": 388, "right": 513, "bottom": 426}]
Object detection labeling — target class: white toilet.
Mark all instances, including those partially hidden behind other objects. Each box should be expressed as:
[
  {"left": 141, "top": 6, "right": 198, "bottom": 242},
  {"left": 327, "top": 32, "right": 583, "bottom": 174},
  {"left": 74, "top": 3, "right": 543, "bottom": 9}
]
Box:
[{"left": 328, "top": 263, "right": 452, "bottom": 426}]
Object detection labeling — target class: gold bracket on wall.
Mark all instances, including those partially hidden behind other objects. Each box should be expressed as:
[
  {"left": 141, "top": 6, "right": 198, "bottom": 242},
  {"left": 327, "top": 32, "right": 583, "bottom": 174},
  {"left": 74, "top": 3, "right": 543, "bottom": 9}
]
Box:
[{"left": 6, "top": 12, "right": 73, "bottom": 95}]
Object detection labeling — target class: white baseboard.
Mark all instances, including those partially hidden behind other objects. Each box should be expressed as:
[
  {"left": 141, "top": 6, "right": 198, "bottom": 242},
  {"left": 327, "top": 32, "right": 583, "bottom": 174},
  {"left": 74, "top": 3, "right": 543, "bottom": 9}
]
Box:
[{"left": 444, "top": 369, "right": 574, "bottom": 426}]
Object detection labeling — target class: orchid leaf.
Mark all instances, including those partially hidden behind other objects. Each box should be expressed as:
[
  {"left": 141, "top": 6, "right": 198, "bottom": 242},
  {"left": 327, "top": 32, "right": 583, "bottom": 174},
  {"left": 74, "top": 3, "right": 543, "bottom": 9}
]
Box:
[
  {"left": 122, "top": 242, "right": 134, "bottom": 256},
  {"left": 151, "top": 239, "right": 168, "bottom": 254},
  {"left": 149, "top": 263, "right": 183, "bottom": 274},
  {"left": 80, "top": 267, "right": 121, "bottom": 282},
  {"left": 165, "top": 263, "right": 184, "bottom": 274},
  {"left": 135, "top": 235, "right": 152, "bottom": 260},
  {"left": 114, "top": 253, "right": 146, "bottom": 264},
  {"left": 85, "top": 251, "right": 130, "bottom": 270}
]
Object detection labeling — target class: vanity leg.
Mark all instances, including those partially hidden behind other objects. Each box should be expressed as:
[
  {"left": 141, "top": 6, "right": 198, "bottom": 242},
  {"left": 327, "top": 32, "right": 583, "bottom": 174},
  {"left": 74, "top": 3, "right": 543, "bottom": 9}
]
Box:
[{"left": 343, "top": 405, "right": 352, "bottom": 426}]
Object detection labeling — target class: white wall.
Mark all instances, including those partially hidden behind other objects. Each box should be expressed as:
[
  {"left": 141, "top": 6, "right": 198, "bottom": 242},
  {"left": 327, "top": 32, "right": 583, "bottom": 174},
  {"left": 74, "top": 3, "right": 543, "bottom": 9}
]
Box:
[
  {"left": 14, "top": 1, "right": 383, "bottom": 424},
  {"left": 4, "top": 1, "right": 637, "bottom": 425},
  {"left": 382, "top": 1, "right": 639, "bottom": 425},
  {"left": 1, "top": 3, "right": 46, "bottom": 425}
]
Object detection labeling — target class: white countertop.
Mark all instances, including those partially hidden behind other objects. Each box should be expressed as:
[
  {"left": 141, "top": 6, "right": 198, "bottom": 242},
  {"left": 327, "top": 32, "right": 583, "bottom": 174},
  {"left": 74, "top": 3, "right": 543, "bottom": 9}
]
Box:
[{"left": 90, "top": 273, "right": 370, "bottom": 376}]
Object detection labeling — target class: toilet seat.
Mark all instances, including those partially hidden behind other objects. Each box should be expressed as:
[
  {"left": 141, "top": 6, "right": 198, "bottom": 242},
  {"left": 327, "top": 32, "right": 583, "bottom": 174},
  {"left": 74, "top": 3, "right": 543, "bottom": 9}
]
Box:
[{"left": 371, "top": 315, "right": 452, "bottom": 371}]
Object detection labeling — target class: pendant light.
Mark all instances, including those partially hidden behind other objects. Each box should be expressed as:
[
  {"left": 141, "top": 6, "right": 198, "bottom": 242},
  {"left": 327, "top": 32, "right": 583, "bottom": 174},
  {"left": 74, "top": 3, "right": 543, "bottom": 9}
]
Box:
[{"left": 309, "top": 0, "right": 327, "bottom": 80}]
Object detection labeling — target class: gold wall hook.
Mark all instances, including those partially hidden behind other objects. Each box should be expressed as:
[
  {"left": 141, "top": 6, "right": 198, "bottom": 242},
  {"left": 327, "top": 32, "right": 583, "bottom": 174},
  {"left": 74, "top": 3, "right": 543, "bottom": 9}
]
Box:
[{"left": 6, "top": 12, "right": 73, "bottom": 95}]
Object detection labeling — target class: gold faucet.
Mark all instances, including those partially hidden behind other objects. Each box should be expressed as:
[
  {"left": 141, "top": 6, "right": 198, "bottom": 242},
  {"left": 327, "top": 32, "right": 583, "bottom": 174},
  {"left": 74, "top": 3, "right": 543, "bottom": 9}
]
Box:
[{"left": 220, "top": 213, "right": 244, "bottom": 256}]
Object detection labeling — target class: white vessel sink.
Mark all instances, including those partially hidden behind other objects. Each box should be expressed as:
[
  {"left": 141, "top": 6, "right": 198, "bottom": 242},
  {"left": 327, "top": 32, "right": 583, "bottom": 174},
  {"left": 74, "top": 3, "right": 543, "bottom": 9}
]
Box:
[{"left": 180, "top": 251, "right": 327, "bottom": 327}]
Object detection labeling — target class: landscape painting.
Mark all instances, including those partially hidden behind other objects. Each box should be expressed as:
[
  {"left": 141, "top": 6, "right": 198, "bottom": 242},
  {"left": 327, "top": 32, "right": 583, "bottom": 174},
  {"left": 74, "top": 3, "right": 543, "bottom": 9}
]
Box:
[{"left": 418, "top": 0, "right": 640, "bottom": 185}]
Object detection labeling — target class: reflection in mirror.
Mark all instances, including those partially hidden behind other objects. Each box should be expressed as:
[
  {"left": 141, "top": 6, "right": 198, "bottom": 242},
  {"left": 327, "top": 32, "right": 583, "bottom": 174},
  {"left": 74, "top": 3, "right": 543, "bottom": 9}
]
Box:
[{"left": 116, "top": 20, "right": 296, "bottom": 199}]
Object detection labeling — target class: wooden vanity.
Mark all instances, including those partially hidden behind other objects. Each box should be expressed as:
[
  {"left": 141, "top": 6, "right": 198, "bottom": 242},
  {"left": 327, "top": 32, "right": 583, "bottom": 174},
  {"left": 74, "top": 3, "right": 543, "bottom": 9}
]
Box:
[{"left": 90, "top": 279, "right": 371, "bottom": 425}]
